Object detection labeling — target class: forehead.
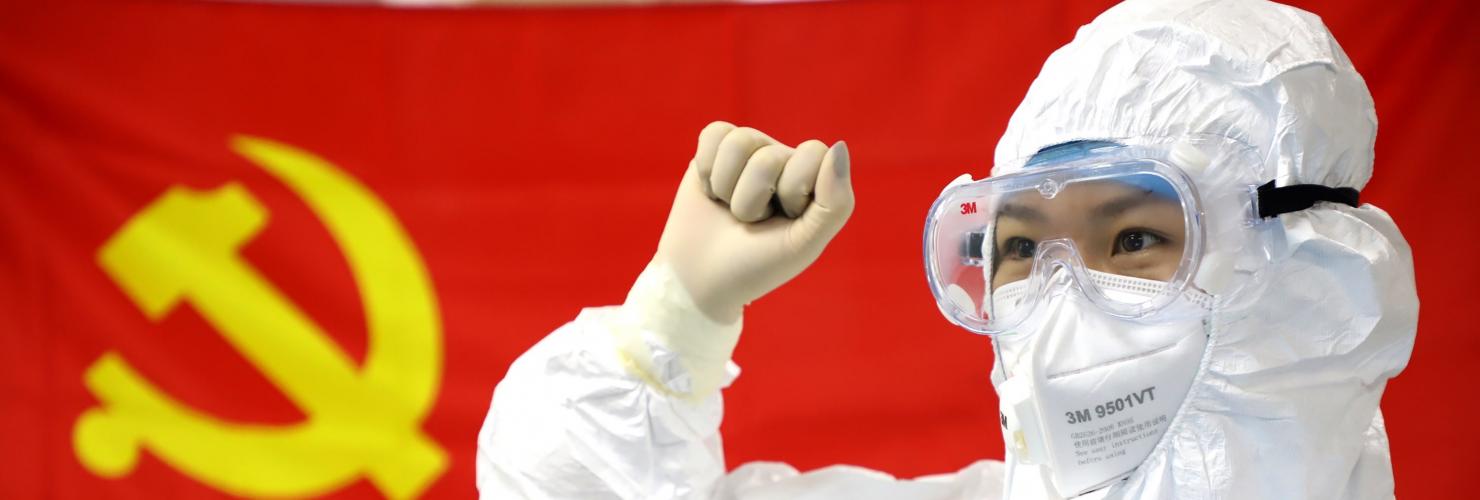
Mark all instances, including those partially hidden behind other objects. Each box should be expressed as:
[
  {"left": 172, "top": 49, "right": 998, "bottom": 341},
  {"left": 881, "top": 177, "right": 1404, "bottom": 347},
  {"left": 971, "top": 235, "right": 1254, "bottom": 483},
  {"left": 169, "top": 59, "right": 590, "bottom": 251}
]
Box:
[{"left": 998, "top": 179, "right": 1165, "bottom": 211}]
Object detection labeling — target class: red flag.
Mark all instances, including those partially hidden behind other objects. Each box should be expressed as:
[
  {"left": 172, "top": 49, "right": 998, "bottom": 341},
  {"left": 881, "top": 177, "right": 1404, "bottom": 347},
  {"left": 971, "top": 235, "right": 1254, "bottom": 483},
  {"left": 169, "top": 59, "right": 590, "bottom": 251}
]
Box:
[{"left": 0, "top": 1, "right": 1474, "bottom": 498}]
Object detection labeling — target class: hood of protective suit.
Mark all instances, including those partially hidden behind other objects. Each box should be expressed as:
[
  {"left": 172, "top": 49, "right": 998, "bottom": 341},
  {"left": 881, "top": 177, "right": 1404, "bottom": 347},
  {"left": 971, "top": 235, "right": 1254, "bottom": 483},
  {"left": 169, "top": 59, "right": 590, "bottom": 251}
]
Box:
[{"left": 989, "top": 0, "right": 1419, "bottom": 498}]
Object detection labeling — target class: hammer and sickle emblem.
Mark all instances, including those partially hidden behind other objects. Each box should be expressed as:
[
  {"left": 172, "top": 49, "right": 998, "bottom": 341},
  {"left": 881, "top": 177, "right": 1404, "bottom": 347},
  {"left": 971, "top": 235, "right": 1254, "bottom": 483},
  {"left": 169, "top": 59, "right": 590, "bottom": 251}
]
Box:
[{"left": 73, "top": 136, "right": 447, "bottom": 498}]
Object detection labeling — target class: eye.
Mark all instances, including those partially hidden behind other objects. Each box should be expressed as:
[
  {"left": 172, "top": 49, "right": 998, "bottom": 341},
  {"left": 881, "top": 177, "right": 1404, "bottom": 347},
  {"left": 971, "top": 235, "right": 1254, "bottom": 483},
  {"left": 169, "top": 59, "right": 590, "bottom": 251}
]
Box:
[
  {"left": 1002, "top": 237, "right": 1037, "bottom": 260},
  {"left": 1114, "top": 229, "right": 1165, "bottom": 254}
]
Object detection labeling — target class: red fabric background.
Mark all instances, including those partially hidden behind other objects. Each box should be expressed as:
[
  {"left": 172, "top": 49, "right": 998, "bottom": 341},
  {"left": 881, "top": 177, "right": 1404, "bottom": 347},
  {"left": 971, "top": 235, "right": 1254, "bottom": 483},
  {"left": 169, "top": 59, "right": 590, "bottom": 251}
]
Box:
[{"left": 0, "top": 0, "right": 1475, "bottom": 498}]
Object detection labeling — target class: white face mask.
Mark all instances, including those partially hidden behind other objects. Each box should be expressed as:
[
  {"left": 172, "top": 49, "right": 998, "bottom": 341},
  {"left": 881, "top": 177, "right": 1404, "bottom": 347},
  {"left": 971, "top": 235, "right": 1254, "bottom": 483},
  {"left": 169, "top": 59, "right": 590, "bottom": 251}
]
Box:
[{"left": 991, "top": 270, "right": 1212, "bottom": 497}]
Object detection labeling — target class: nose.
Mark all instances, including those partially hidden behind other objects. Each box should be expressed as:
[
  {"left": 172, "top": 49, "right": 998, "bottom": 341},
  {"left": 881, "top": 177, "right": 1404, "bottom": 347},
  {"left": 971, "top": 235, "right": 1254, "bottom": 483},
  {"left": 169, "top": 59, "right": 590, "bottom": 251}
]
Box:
[
  {"left": 1033, "top": 238, "right": 1084, "bottom": 272},
  {"left": 1032, "top": 238, "right": 1090, "bottom": 292}
]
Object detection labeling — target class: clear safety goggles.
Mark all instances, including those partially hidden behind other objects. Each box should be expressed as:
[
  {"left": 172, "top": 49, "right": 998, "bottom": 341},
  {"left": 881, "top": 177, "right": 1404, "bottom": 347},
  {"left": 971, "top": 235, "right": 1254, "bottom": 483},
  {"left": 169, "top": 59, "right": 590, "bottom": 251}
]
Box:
[
  {"left": 924, "top": 139, "right": 1364, "bottom": 335},
  {"left": 923, "top": 147, "right": 1207, "bottom": 335}
]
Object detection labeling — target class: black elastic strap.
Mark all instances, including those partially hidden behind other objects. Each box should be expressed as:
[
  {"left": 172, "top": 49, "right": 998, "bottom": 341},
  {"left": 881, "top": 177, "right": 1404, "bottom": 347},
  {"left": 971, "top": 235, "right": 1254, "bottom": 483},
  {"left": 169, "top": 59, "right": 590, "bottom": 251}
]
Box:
[{"left": 1256, "top": 180, "right": 1360, "bottom": 218}]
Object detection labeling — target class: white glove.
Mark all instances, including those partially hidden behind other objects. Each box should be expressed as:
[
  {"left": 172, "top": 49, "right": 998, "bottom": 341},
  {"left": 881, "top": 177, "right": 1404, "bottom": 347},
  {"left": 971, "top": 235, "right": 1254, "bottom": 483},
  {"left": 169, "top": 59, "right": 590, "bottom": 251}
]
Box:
[
  {"left": 662, "top": 121, "right": 855, "bottom": 322},
  {"left": 616, "top": 122, "right": 855, "bottom": 398}
]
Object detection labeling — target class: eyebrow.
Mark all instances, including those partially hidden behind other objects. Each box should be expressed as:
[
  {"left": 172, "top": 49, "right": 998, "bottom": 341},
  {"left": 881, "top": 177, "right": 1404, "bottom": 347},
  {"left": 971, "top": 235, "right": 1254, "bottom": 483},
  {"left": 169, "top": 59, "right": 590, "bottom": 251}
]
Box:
[
  {"left": 1092, "top": 191, "right": 1172, "bottom": 222},
  {"left": 995, "top": 191, "right": 1173, "bottom": 225},
  {"left": 997, "top": 203, "right": 1047, "bottom": 224}
]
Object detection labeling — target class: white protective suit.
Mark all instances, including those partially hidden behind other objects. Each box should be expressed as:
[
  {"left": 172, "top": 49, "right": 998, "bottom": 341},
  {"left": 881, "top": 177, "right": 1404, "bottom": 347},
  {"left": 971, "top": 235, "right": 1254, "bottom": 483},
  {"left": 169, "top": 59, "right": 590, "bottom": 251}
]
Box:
[{"left": 476, "top": 0, "right": 1419, "bottom": 498}]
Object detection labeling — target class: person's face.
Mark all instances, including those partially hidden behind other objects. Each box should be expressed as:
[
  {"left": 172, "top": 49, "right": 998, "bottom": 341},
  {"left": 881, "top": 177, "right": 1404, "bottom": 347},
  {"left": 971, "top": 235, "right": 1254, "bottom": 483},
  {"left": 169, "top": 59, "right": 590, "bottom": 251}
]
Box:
[{"left": 990, "top": 180, "right": 1186, "bottom": 290}]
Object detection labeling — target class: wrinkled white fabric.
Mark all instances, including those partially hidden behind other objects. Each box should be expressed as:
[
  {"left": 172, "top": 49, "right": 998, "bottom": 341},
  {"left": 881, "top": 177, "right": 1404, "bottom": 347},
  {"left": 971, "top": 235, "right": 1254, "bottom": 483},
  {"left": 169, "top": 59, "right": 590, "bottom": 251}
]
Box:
[
  {"left": 477, "top": 0, "right": 1417, "bottom": 498},
  {"left": 476, "top": 274, "right": 1007, "bottom": 498},
  {"left": 610, "top": 262, "right": 745, "bottom": 400}
]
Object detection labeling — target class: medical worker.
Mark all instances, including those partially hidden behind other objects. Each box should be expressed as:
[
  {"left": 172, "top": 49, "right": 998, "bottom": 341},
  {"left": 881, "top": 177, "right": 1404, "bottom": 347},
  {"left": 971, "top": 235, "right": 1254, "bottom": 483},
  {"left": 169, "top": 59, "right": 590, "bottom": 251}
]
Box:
[{"left": 477, "top": 0, "right": 1418, "bottom": 498}]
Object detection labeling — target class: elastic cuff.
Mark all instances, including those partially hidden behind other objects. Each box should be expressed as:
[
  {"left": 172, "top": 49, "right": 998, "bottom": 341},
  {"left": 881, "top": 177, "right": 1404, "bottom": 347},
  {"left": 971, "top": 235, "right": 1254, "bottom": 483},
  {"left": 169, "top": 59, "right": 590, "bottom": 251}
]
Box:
[{"left": 612, "top": 262, "right": 743, "bottom": 399}]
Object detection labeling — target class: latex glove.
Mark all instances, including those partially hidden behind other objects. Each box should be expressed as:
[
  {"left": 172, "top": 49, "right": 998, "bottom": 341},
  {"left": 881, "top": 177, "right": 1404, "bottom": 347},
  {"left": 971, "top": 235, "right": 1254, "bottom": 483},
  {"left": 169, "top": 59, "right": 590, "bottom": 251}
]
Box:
[
  {"left": 615, "top": 122, "right": 853, "bottom": 398},
  {"left": 659, "top": 121, "right": 854, "bottom": 324}
]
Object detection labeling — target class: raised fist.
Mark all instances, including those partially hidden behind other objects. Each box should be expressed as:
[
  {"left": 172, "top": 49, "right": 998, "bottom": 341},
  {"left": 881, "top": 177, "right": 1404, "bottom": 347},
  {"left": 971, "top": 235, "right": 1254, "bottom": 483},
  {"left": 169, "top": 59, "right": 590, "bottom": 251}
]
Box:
[{"left": 653, "top": 121, "right": 855, "bottom": 324}]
